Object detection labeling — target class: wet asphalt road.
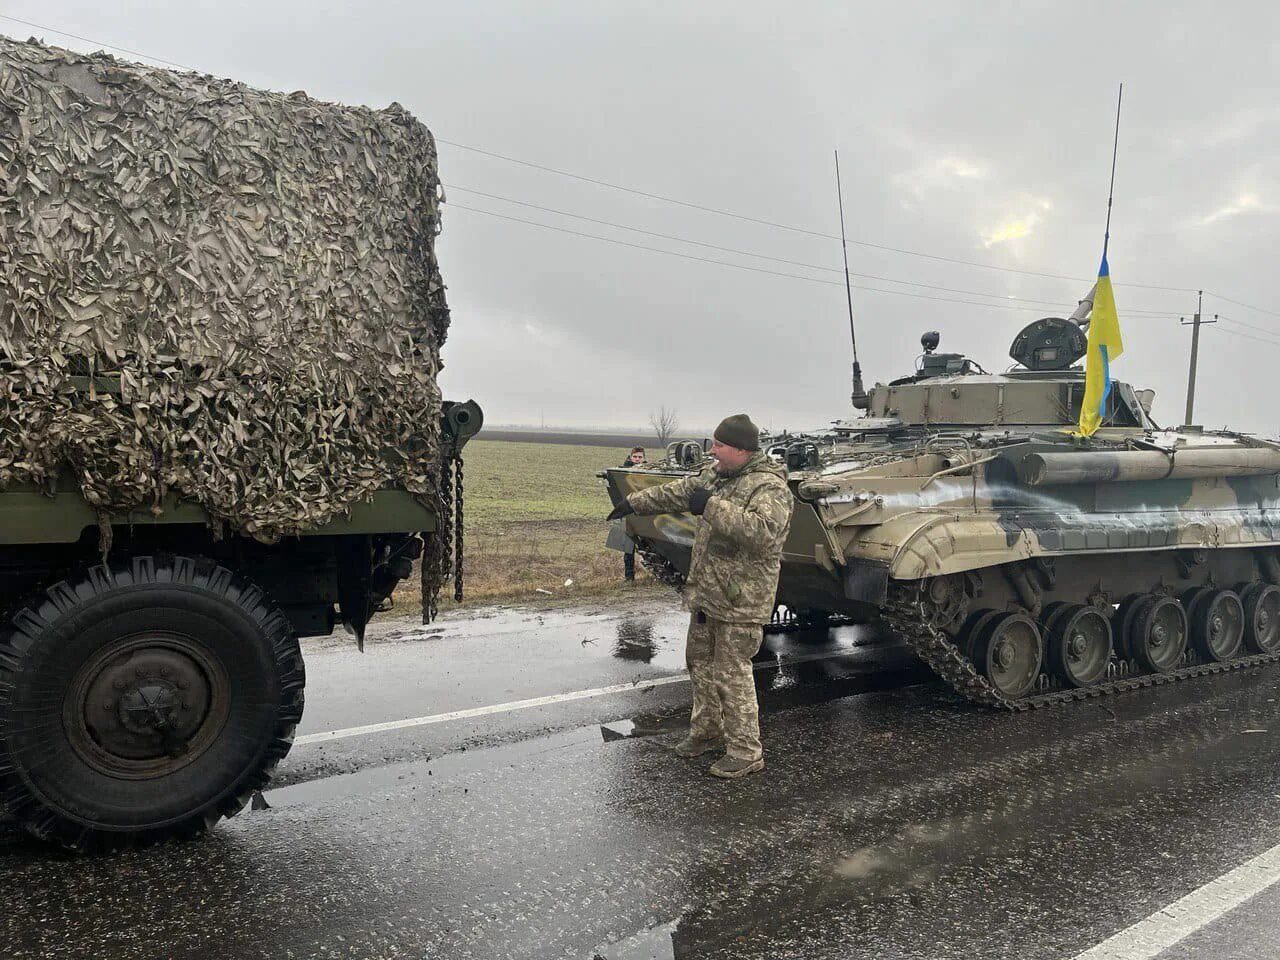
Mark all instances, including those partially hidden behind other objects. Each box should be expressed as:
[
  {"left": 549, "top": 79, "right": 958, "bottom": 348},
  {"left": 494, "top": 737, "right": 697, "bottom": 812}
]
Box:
[{"left": 5, "top": 596, "right": 1280, "bottom": 959}]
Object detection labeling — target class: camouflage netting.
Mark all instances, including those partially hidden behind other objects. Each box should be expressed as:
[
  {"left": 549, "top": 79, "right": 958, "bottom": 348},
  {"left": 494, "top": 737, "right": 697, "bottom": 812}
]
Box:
[{"left": 0, "top": 36, "right": 450, "bottom": 541}]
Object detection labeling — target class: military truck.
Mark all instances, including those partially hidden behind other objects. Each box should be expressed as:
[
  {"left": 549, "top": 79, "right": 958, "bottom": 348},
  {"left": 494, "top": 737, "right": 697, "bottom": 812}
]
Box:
[
  {"left": 0, "top": 400, "right": 480, "bottom": 851},
  {"left": 0, "top": 37, "right": 481, "bottom": 849},
  {"left": 605, "top": 303, "right": 1280, "bottom": 710}
]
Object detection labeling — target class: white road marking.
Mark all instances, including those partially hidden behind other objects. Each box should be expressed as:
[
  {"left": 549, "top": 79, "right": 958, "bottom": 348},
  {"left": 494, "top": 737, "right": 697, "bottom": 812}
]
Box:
[
  {"left": 294, "top": 675, "right": 689, "bottom": 746},
  {"left": 1072, "top": 840, "right": 1280, "bottom": 959},
  {"left": 294, "top": 648, "right": 856, "bottom": 746}
]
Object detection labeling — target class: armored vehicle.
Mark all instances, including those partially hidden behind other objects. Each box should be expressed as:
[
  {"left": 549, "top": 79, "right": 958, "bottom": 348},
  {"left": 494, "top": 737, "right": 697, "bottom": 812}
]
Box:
[
  {"left": 0, "top": 37, "right": 482, "bottom": 849},
  {"left": 604, "top": 307, "right": 1280, "bottom": 710}
]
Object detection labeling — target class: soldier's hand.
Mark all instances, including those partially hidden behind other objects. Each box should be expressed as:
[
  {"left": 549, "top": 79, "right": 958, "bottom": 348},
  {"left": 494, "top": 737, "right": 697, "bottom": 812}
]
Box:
[
  {"left": 687, "top": 487, "right": 712, "bottom": 516},
  {"left": 606, "top": 500, "right": 634, "bottom": 522}
]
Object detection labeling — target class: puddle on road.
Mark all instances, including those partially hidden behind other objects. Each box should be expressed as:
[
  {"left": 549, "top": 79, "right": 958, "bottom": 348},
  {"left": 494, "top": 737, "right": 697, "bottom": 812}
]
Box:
[
  {"left": 591, "top": 919, "right": 679, "bottom": 960},
  {"left": 268, "top": 725, "right": 604, "bottom": 808},
  {"left": 270, "top": 640, "right": 918, "bottom": 808},
  {"left": 279, "top": 640, "right": 927, "bottom": 798},
  {"left": 369, "top": 603, "right": 891, "bottom": 679},
  {"left": 374, "top": 603, "right": 680, "bottom": 643},
  {"left": 613, "top": 618, "right": 662, "bottom": 664},
  {"left": 277, "top": 622, "right": 926, "bottom": 803},
  {"left": 832, "top": 841, "right": 939, "bottom": 892}
]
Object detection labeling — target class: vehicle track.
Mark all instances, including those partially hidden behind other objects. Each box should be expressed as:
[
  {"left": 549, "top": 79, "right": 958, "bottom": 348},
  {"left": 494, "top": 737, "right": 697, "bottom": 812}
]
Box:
[{"left": 882, "top": 582, "right": 1280, "bottom": 711}]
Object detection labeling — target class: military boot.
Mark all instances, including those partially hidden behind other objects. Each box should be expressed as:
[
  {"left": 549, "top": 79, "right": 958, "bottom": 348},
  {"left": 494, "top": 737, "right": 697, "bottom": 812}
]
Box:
[
  {"left": 672, "top": 735, "right": 722, "bottom": 758},
  {"left": 709, "top": 755, "right": 765, "bottom": 779}
]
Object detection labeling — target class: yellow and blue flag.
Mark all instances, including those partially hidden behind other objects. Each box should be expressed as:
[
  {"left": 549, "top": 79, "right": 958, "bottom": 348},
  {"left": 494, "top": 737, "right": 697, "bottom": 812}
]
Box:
[{"left": 1076, "top": 254, "right": 1124, "bottom": 437}]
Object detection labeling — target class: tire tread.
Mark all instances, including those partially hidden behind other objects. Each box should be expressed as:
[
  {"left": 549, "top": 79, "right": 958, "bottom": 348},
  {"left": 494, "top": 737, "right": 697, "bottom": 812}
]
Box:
[{"left": 0, "top": 554, "right": 304, "bottom": 852}]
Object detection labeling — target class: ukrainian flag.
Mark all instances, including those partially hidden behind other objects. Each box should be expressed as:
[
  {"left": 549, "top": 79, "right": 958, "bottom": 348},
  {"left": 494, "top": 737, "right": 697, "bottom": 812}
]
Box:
[{"left": 1076, "top": 254, "right": 1124, "bottom": 437}]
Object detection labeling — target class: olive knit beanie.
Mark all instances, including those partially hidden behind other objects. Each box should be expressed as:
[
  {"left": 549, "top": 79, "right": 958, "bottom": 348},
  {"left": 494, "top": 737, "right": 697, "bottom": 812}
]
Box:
[{"left": 713, "top": 413, "right": 761, "bottom": 451}]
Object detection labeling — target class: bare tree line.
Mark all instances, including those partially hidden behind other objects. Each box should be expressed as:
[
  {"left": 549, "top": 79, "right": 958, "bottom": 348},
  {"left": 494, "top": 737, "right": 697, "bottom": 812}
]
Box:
[{"left": 648, "top": 406, "right": 679, "bottom": 446}]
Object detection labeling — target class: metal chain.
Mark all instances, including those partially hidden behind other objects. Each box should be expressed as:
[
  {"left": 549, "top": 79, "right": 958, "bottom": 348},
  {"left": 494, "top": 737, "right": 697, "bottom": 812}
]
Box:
[
  {"left": 421, "top": 545, "right": 436, "bottom": 624},
  {"left": 453, "top": 454, "right": 464, "bottom": 602},
  {"left": 422, "top": 456, "right": 453, "bottom": 624},
  {"left": 634, "top": 537, "right": 686, "bottom": 590}
]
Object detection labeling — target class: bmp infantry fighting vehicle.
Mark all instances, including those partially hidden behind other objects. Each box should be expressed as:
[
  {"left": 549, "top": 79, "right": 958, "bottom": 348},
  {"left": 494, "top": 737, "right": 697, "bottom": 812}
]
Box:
[
  {"left": 605, "top": 304, "right": 1280, "bottom": 711},
  {"left": 0, "top": 38, "right": 480, "bottom": 850}
]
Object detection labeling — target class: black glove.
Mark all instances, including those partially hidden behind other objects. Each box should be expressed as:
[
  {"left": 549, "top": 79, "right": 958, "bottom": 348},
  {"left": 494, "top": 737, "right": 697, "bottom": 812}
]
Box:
[
  {"left": 687, "top": 487, "right": 712, "bottom": 516},
  {"left": 606, "top": 500, "right": 635, "bottom": 522}
]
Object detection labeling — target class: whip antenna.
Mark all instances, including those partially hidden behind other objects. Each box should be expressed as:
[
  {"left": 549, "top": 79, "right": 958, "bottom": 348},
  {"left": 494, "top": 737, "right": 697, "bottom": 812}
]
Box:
[
  {"left": 1103, "top": 83, "right": 1123, "bottom": 260},
  {"left": 835, "top": 150, "right": 868, "bottom": 409}
]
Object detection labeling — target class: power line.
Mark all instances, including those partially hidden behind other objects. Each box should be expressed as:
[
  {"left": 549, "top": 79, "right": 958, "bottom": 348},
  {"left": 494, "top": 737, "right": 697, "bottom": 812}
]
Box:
[
  {"left": 438, "top": 137, "right": 1198, "bottom": 294},
  {"left": 1216, "top": 314, "right": 1280, "bottom": 339},
  {"left": 0, "top": 14, "right": 196, "bottom": 71},
  {"left": 449, "top": 201, "right": 1186, "bottom": 318},
  {"left": 448, "top": 188, "right": 1177, "bottom": 320},
  {"left": 1205, "top": 324, "right": 1280, "bottom": 349},
  {"left": 1207, "top": 292, "right": 1280, "bottom": 321},
  {"left": 446, "top": 184, "right": 1179, "bottom": 315},
  {"left": 4, "top": 14, "right": 1275, "bottom": 320}
]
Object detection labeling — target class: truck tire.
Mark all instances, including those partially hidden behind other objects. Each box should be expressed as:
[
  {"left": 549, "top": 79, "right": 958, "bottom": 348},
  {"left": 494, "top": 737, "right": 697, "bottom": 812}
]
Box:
[{"left": 0, "top": 555, "right": 305, "bottom": 851}]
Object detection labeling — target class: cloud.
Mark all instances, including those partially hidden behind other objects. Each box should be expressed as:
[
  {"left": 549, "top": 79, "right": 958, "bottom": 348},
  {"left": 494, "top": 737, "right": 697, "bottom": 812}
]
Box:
[
  {"left": 982, "top": 215, "right": 1036, "bottom": 246},
  {"left": 1204, "top": 107, "right": 1275, "bottom": 148},
  {"left": 892, "top": 154, "right": 988, "bottom": 202},
  {"left": 981, "top": 196, "right": 1054, "bottom": 248},
  {"left": 1196, "top": 192, "right": 1268, "bottom": 226}
]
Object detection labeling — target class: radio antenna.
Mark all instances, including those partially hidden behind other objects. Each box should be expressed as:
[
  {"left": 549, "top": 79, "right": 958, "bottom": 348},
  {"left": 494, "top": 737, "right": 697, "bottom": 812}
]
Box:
[
  {"left": 1103, "top": 82, "right": 1122, "bottom": 260},
  {"left": 835, "top": 150, "right": 868, "bottom": 409}
]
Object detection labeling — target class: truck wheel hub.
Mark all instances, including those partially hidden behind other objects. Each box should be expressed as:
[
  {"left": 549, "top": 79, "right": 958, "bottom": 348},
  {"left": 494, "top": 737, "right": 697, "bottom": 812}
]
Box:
[
  {"left": 68, "top": 636, "right": 229, "bottom": 777},
  {"left": 118, "top": 681, "right": 180, "bottom": 734}
]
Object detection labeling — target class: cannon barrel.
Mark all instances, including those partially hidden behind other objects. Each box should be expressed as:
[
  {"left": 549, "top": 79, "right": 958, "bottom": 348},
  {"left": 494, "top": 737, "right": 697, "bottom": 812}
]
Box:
[{"left": 1019, "top": 447, "right": 1280, "bottom": 486}]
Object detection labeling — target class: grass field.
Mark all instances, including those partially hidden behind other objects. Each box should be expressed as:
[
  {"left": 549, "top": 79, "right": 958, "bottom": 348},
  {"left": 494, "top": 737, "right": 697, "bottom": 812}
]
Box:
[{"left": 427, "top": 439, "right": 667, "bottom": 608}]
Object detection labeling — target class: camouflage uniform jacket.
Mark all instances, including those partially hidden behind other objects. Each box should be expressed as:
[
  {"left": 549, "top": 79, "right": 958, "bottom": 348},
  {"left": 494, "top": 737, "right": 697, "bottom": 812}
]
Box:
[{"left": 626, "top": 453, "right": 793, "bottom": 624}]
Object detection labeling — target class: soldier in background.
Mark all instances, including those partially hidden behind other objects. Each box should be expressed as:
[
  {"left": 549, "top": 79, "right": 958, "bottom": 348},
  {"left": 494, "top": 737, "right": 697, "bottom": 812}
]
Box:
[
  {"left": 607, "top": 415, "right": 792, "bottom": 778},
  {"left": 617, "top": 447, "right": 646, "bottom": 581}
]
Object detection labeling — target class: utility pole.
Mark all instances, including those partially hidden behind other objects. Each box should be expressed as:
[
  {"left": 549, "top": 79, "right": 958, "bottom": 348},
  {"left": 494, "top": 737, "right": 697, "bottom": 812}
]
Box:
[{"left": 1181, "top": 290, "right": 1217, "bottom": 426}]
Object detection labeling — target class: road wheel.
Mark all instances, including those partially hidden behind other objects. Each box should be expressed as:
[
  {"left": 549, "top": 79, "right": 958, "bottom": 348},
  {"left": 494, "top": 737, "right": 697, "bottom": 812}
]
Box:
[
  {"left": 1112, "top": 594, "right": 1146, "bottom": 661},
  {"left": 957, "top": 608, "right": 1002, "bottom": 662},
  {"left": 1189, "top": 589, "right": 1244, "bottom": 662},
  {"left": 1128, "top": 596, "right": 1187, "bottom": 674},
  {"left": 1241, "top": 583, "right": 1280, "bottom": 654},
  {"left": 1179, "top": 587, "right": 1213, "bottom": 637},
  {"left": 0, "top": 555, "right": 305, "bottom": 851},
  {"left": 1047, "top": 603, "right": 1113, "bottom": 688},
  {"left": 973, "top": 612, "right": 1042, "bottom": 700}
]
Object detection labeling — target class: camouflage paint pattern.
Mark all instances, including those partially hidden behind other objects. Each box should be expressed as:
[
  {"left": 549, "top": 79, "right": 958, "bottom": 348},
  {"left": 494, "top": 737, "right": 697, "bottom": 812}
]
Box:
[
  {"left": 605, "top": 343, "right": 1280, "bottom": 615},
  {"left": 625, "top": 452, "right": 792, "bottom": 624},
  {"left": 806, "top": 445, "right": 1280, "bottom": 581},
  {"left": 686, "top": 615, "right": 765, "bottom": 761}
]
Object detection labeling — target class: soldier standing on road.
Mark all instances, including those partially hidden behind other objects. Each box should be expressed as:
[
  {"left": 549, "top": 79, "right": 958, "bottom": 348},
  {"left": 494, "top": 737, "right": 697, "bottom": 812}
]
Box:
[
  {"left": 618, "top": 447, "right": 646, "bottom": 581},
  {"left": 606, "top": 415, "right": 792, "bottom": 779}
]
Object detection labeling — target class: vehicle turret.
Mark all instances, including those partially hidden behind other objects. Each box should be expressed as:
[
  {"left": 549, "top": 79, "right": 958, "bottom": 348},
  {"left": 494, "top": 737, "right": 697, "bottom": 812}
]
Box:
[{"left": 858, "top": 319, "right": 1154, "bottom": 431}]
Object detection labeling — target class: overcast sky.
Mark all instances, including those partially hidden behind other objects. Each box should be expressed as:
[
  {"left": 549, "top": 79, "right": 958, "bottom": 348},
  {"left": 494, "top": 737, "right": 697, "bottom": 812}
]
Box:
[{"left": 8, "top": 2, "right": 1278, "bottom": 433}]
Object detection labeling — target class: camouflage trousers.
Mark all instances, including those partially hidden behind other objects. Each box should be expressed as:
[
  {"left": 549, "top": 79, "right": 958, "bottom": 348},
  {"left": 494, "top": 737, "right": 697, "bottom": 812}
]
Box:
[{"left": 685, "top": 613, "right": 764, "bottom": 761}]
